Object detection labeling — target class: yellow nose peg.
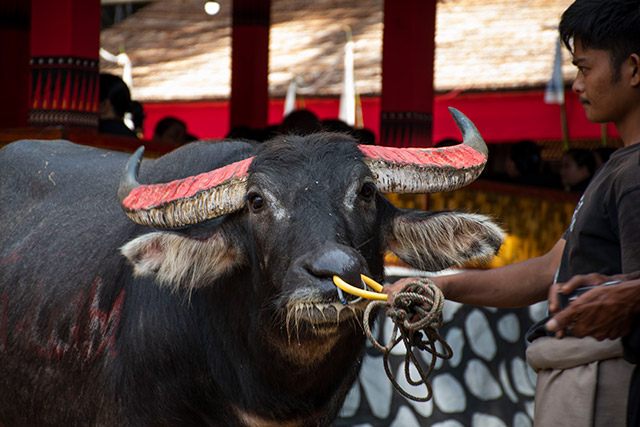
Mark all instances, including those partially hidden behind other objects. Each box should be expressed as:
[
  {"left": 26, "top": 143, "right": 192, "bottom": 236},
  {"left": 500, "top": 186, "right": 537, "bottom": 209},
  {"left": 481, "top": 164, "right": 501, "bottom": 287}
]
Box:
[{"left": 332, "top": 274, "right": 388, "bottom": 301}]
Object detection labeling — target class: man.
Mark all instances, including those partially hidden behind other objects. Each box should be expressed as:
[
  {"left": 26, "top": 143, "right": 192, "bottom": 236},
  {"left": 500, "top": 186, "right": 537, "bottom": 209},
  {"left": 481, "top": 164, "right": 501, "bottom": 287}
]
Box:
[
  {"left": 98, "top": 73, "right": 138, "bottom": 138},
  {"left": 385, "top": 0, "right": 640, "bottom": 425}
]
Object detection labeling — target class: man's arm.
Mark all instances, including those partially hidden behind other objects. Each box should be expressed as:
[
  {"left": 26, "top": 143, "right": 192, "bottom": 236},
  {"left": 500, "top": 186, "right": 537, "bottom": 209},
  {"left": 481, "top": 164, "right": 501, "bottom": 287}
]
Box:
[{"left": 384, "top": 238, "right": 565, "bottom": 308}]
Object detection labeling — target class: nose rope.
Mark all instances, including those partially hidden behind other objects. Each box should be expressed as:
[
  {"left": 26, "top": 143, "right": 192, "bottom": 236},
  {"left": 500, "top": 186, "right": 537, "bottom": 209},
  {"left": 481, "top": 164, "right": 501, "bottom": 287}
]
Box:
[{"left": 332, "top": 275, "right": 452, "bottom": 402}]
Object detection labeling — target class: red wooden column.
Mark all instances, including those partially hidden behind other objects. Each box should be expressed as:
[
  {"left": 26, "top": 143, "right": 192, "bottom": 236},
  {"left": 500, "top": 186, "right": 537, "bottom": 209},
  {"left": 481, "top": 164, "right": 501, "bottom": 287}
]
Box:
[
  {"left": 0, "top": 2, "right": 31, "bottom": 129},
  {"left": 230, "top": 0, "right": 270, "bottom": 131},
  {"left": 380, "top": 0, "right": 437, "bottom": 147},
  {"left": 28, "top": 0, "right": 101, "bottom": 128}
]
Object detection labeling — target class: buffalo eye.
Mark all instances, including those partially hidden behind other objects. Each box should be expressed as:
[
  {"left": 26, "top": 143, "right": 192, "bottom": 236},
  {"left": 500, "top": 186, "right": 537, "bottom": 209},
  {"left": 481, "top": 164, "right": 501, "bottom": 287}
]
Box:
[
  {"left": 358, "top": 182, "right": 376, "bottom": 203},
  {"left": 248, "top": 193, "right": 265, "bottom": 212}
]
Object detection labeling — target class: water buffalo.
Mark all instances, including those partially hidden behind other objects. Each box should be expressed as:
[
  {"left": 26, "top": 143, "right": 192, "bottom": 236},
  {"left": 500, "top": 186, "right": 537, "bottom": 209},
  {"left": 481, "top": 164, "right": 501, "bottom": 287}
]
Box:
[{"left": 0, "top": 109, "right": 503, "bottom": 426}]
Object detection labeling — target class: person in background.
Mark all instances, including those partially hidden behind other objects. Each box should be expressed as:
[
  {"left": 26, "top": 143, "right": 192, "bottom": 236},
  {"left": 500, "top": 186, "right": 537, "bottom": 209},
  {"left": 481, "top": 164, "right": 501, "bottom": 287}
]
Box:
[
  {"left": 98, "top": 73, "right": 138, "bottom": 138},
  {"left": 506, "top": 139, "right": 557, "bottom": 187},
  {"left": 560, "top": 148, "right": 597, "bottom": 192},
  {"left": 385, "top": 0, "right": 640, "bottom": 425},
  {"left": 352, "top": 128, "right": 376, "bottom": 145},
  {"left": 321, "top": 118, "right": 352, "bottom": 134},
  {"left": 593, "top": 146, "right": 618, "bottom": 170},
  {"left": 279, "top": 109, "right": 322, "bottom": 135},
  {"left": 153, "top": 116, "right": 191, "bottom": 146}
]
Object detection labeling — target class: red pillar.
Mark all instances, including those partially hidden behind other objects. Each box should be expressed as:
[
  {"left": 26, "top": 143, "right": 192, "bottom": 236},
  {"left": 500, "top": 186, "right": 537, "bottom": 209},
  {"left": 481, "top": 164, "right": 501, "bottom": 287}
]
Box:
[
  {"left": 380, "top": 0, "right": 437, "bottom": 147},
  {"left": 28, "top": 0, "right": 101, "bottom": 128},
  {"left": 0, "top": 2, "right": 31, "bottom": 129},
  {"left": 230, "top": 0, "right": 270, "bottom": 131}
]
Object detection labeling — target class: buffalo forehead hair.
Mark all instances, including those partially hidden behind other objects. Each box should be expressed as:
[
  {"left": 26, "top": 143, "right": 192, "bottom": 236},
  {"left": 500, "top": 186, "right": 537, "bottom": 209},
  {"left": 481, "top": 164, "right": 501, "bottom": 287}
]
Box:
[{"left": 249, "top": 133, "right": 364, "bottom": 182}]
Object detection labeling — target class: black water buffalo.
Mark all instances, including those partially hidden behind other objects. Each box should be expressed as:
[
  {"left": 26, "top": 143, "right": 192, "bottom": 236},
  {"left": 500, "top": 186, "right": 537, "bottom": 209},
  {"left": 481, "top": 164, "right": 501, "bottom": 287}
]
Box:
[{"left": 0, "top": 109, "right": 503, "bottom": 426}]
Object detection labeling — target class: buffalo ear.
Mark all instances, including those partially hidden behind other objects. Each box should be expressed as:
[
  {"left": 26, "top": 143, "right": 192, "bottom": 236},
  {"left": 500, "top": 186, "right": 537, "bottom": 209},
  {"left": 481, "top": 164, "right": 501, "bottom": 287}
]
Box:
[
  {"left": 386, "top": 211, "right": 505, "bottom": 272},
  {"left": 120, "top": 230, "right": 246, "bottom": 292}
]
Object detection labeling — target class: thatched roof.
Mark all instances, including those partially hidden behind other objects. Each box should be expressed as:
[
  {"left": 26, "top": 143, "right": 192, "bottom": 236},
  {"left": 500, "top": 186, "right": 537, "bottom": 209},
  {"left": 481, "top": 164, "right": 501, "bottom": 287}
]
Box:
[{"left": 100, "top": 0, "right": 575, "bottom": 102}]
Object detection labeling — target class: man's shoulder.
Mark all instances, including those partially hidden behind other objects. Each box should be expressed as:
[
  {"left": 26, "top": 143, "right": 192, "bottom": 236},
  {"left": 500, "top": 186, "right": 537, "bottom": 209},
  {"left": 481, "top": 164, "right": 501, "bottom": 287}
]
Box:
[
  {"left": 595, "top": 144, "right": 640, "bottom": 183},
  {"left": 575, "top": 146, "right": 640, "bottom": 209},
  {"left": 610, "top": 143, "right": 640, "bottom": 166}
]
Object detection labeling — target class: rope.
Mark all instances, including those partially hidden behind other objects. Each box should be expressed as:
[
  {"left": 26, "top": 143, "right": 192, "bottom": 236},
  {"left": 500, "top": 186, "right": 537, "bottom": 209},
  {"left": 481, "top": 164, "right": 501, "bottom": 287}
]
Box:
[{"left": 363, "top": 278, "right": 452, "bottom": 402}]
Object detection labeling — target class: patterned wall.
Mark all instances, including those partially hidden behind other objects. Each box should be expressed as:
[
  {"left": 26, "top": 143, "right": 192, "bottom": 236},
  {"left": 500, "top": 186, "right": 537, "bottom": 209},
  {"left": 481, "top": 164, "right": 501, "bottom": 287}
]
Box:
[{"left": 336, "top": 289, "right": 548, "bottom": 427}]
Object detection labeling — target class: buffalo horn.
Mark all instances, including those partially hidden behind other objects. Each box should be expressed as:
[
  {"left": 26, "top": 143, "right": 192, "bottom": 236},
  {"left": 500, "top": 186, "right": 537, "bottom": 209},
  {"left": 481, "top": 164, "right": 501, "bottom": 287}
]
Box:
[
  {"left": 359, "top": 107, "right": 487, "bottom": 194},
  {"left": 118, "top": 149, "right": 253, "bottom": 228}
]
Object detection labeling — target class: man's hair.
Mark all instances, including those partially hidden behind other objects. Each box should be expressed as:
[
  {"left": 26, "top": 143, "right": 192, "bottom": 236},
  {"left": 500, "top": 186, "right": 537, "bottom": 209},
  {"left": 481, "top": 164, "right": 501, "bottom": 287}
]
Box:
[
  {"left": 559, "top": 0, "right": 640, "bottom": 78},
  {"left": 99, "top": 73, "right": 133, "bottom": 118}
]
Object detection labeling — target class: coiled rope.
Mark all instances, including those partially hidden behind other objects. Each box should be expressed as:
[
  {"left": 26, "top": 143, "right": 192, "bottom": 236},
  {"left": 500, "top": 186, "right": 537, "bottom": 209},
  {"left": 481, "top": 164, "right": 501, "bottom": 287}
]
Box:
[{"left": 363, "top": 278, "right": 452, "bottom": 402}]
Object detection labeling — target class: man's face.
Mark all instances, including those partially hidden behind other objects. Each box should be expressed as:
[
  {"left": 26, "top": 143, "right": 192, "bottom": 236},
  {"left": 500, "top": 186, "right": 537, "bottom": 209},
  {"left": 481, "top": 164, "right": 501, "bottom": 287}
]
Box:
[{"left": 571, "top": 40, "right": 628, "bottom": 124}]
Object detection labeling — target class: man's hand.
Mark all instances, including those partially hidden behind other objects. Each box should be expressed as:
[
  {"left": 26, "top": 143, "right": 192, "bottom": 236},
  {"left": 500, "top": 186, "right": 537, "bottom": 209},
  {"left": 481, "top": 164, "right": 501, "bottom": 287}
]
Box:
[
  {"left": 382, "top": 277, "right": 424, "bottom": 303},
  {"left": 547, "top": 273, "right": 608, "bottom": 315},
  {"left": 546, "top": 272, "right": 640, "bottom": 340}
]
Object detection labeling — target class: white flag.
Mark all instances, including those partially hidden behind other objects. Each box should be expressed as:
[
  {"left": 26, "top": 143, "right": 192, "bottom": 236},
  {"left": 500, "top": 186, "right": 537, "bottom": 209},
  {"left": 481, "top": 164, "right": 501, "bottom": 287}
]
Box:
[
  {"left": 283, "top": 79, "right": 298, "bottom": 118},
  {"left": 544, "top": 37, "right": 565, "bottom": 104},
  {"left": 339, "top": 38, "right": 355, "bottom": 125}
]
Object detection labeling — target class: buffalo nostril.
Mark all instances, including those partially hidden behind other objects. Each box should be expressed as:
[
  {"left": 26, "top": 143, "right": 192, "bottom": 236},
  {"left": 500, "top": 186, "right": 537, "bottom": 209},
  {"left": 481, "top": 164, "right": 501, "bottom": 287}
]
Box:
[{"left": 306, "top": 246, "right": 366, "bottom": 293}]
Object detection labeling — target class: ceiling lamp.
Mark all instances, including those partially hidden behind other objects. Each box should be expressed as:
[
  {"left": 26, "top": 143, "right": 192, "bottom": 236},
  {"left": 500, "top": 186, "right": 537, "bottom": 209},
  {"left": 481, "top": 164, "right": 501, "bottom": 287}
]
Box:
[{"left": 204, "top": 1, "right": 220, "bottom": 15}]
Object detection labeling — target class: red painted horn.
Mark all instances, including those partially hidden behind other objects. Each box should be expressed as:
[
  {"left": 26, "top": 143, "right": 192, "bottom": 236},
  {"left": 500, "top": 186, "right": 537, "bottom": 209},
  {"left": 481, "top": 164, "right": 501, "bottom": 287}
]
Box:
[
  {"left": 360, "top": 107, "right": 487, "bottom": 194},
  {"left": 118, "top": 151, "right": 253, "bottom": 228},
  {"left": 118, "top": 108, "right": 487, "bottom": 228}
]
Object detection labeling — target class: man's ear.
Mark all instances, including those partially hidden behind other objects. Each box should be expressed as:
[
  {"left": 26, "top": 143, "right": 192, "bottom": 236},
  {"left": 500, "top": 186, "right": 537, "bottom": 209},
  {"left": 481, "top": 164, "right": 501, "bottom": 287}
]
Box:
[
  {"left": 627, "top": 53, "right": 640, "bottom": 87},
  {"left": 121, "top": 230, "right": 246, "bottom": 293},
  {"left": 99, "top": 99, "right": 112, "bottom": 116},
  {"left": 385, "top": 210, "right": 505, "bottom": 272}
]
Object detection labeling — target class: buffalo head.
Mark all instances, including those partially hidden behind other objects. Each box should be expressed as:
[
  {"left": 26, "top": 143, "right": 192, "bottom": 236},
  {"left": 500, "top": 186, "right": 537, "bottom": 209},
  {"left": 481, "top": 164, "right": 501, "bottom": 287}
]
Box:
[{"left": 116, "top": 108, "right": 504, "bottom": 421}]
